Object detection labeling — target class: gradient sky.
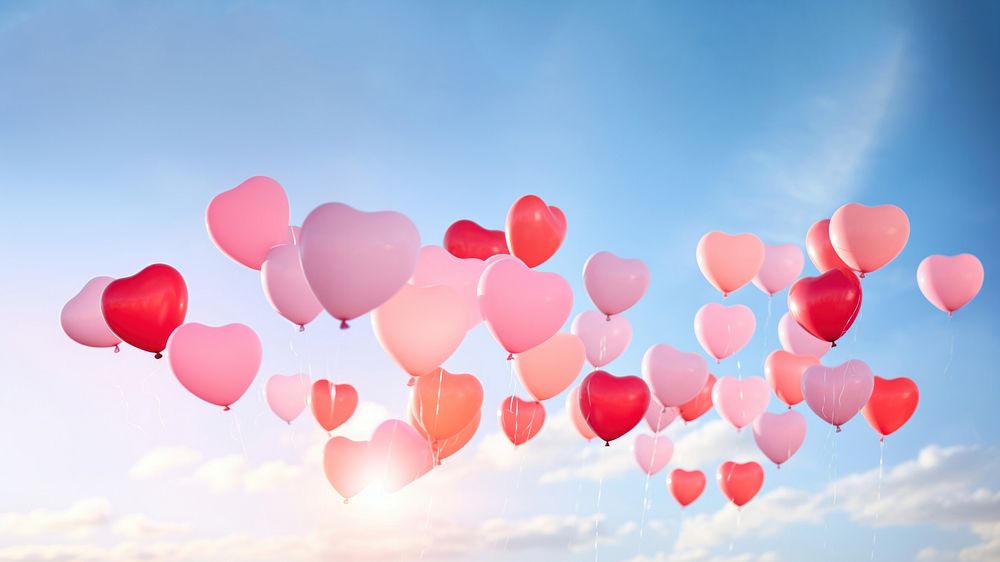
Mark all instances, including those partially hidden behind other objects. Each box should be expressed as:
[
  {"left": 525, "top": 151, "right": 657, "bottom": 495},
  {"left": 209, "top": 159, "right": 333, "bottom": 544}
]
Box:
[{"left": 2, "top": 2, "right": 999, "bottom": 561}]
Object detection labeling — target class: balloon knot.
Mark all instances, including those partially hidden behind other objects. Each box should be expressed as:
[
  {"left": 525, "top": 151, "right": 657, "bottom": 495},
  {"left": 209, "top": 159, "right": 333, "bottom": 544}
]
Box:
[
  {"left": 223, "top": 405, "right": 230, "bottom": 411},
  {"left": 879, "top": 435, "right": 885, "bottom": 443},
  {"left": 661, "top": 407, "right": 668, "bottom": 414},
  {"left": 776, "top": 464, "right": 781, "bottom": 470},
  {"left": 604, "top": 441, "right": 610, "bottom": 447},
  {"left": 507, "top": 353, "right": 513, "bottom": 361},
  {"left": 605, "top": 314, "right": 611, "bottom": 322},
  {"left": 831, "top": 340, "right": 838, "bottom": 348},
  {"left": 948, "top": 311, "right": 954, "bottom": 318},
  {"left": 437, "top": 459, "right": 442, "bottom": 466},
  {"left": 343, "top": 498, "right": 349, "bottom": 505},
  {"left": 406, "top": 377, "right": 416, "bottom": 387},
  {"left": 113, "top": 344, "right": 120, "bottom": 354},
  {"left": 339, "top": 320, "right": 350, "bottom": 330},
  {"left": 835, "top": 425, "right": 842, "bottom": 433},
  {"left": 299, "top": 324, "right": 305, "bottom": 332},
  {"left": 723, "top": 292, "right": 729, "bottom": 298},
  {"left": 154, "top": 352, "right": 163, "bottom": 359},
  {"left": 860, "top": 272, "right": 866, "bottom": 279}
]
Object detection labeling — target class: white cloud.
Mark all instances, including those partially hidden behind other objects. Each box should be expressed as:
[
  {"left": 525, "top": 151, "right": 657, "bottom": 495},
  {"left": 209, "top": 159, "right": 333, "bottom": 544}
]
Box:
[
  {"left": 244, "top": 460, "right": 304, "bottom": 493},
  {"left": 0, "top": 498, "right": 111, "bottom": 538},
  {"left": 192, "top": 455, "right": 302, "bottom": 494},
  {"left": 129, "top": 446, "right": 202, "bottom": 480},
  {"left": 193, "top": 454, "right": 247, "bottom": 493},
  {"left": 669, "top": 419, "right": 764, "bottom": 469},
  {"left": 111, "top": 514, "right": 191, "bottom": 539}
]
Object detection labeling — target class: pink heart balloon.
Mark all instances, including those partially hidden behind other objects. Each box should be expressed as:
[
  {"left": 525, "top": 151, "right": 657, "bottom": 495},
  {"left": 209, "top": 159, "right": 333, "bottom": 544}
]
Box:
[
  {"left": 261, "top": 244, "right": 323, "bottom": 331},
  {"left": 582, "top": 251, "right": 650, "bottom": 317},
  {"left": 166, "top": 323, "right": 262, "bottom": 410},
  {"left": 712, "top": 376, "right": 770, "bottom": 430},
  {"left": 801, "top": 360, "right": 875, "bottom": 431},
  {"left": 752, "top": 410, "right": 806, "bottom": 467},
  {"left": 478, "top": 257, "right": 573, "bottom": 356},
  {"left": 323, "top": 437, "right": 375, "bottom": 502},
  {"left": 571, "top": 311, "right": 632, "bottom": 368},
  {"left": 642, "top": 343, "right": 710, "bottom": 407},
  {"left": 764, "top": 350, "right": 819, "bottom": 407},
  {"left": 777, "top": 312, "right": 831, "bottom": 358},
  {"left": 694, "top": 303, "right": 756, "bottom": 363},
  {"left": 369, "top": 420, "right": 434, "bottom": 493},
  {"left": 644, "top": 399, "right": 678, "bottom": 433},
  {"left": 696, "top": 232, "right": 765, "bottom": 297},
  {"left": 410, "top": 245, "right": 486, "bottom": 329},
  {"left": 752, "top": 244, "right": 805, "bottom": 296},
  {"left": 917, "top": 254, "right": 985, "bottom": 316},
  {"left": 265, "top": 374, "right": 310, "bottom": 423},
  {"left": 513, "top": 332, "right": 585, "bottom": 401},
  {"left": 566, "top": 385, "right": 597, "bottom": 440},
  {"left": 206, "top": 176, "right": 290, "bottom": 270},
  {"left": 61, "top": 276, "right": 121, "bottom": 349},
  {"left": 829, "top": 203, "right": 910, "bottom": 276},
  {"left": 633, "top": 434, "right": 674, "bottom": 475},
  {"left": 300, "top": 203, "right": 421, "bottom": 326}
]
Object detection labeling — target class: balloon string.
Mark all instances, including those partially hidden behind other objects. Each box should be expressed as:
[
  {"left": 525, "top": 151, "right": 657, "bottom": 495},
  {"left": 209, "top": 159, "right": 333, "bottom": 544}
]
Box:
[
  {"left": 944, "top": 314, "right": 955, "bottom": 381},
  {"left": 502, "top": 447, "right": 527, "bottom": 552},
  {"left": 871, "top": 438, "right": 885, "bottom": 561},
  {"left": 230, "top": 410, "right": 249, "bottom": 463},
  {"left": 140, "top": 362, "right": 167, "bottom": 430},
  {"left": 417, "top": 492, "right": 434, "bottom": 560},
  {"left": 761, "top": 295, "right": 773, "bottom": 357},
  {"left": 114, "top": 364, "right": 148, "bottom": 438},
  {"left": 637, "top": 438, "right": 656, "bottom": 547},
  {"left": 594, "top": 470, "right": 604, "bottom": 562}
]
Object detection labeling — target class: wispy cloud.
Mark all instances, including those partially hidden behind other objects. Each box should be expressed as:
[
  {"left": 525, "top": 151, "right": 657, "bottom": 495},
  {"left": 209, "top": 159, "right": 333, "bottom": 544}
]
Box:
[{"left": 0, "top": 498, "right": 112, "bottom": 538}]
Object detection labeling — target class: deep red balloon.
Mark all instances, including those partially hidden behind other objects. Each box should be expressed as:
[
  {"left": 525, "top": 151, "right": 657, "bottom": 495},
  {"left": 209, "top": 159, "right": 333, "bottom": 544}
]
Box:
[
  {"left": 677, "top": 374, "right": 716, "bottom": 423},
  {"left": 444, "top": 219, "right": 509, "bottom": 260},
  {"left": 498, "top": 396, "right": 546, "bottom": 446},
  {"left": 862, "top": 376, "right": 919, "bottom": 438},
  {"left": 717, "top": 461, "right": 764, "bottom": 507},
  {"left": 579, "top": 370, "right": 650, "bottom": 445},
  {"left": 100, "top": 263, "right": 187, "bottom": 357},
  {"left": 668, "top": 468, "right": 707, "bottom": 507},
  {"left": 805, "top": 219, "right": 851, "bottom": 273},
  {"left": 505, "top": 195, "right": 567, "bottom": 268},
  {"left": 311, "top": 380, "right": 358, "bottom": 433},
  {"left": 787, "top": 268, "right": 862, "bottom": 344}
]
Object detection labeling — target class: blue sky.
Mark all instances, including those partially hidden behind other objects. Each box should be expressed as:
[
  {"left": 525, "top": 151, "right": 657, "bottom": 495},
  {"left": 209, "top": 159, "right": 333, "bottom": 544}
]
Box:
[{"left": 1, "top": 2, "right": 999, "bottom": 561}]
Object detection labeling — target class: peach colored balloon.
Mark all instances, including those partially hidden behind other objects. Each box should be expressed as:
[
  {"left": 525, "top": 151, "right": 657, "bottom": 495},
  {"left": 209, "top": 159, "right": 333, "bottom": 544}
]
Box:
[
  {"left": 806, "top": 219, "right": 851, "bottom": 273},
  {"left": 323, "top": 437, "right": 374, "bottom": 502},
  {"left": 261, "top": 244, "right": 323, "bottom": 330},
  {"left": 265, "top": 373, "right": 310, "bottom": 423},
  {"left": 696, "top": 231, "right": 765, "bottom": 296},
  {"left": 777, "top": 312, "right": 831, "bottom": 358},
  {"left": 566, "top": 385, "right": 597, "bottom": 440},
  {"left": 642, "top": 343, "right": 710, "bottom": 407},
  {"left": 410, "top": 245, "right": 486, "bottom": 329},
  {"left": 206, "top": 176, "right": 290, "bottom": 270},
  {"left": 513, "top": 332, "right": 585, "bottom": 401},
  {"left": 752, "top": 410, "right": 806, "bottom": 467},
  {"left": 644, "top": 399, "right": 678, "bottom": 433},
  {"left": 582, "top": 251, "right": 650, "bottom": 317},
  {"left": 712, "top": 376, "right": 770, "bottom": 430},
  {"left": 61, "top": 276, "right": 121, "bottom": 349},
  {"left": 166, "top": 323, "right": 262, "bottom": 410},
  {"left": 410, "top": 368, "right": 484, "bottom": 442},
  {"left": 917, "top": 254, "right": 985, "bottom": 315},
  {"left": 763, "top": 350, "right": 819, "bottom": 407},
  {"left": 433, "top": 410, "right": 481, "bottom": 462},
  {"left": 752, "top": 243, "right": 805, "bottom": 296},
  {"left": 802, "top": 360, "right": 874, "bottom": 431},
  {"left": 694, "top": 303, "right": 756, "bottom": 363},
  {"left": 633, "top": 434, "right": 673, "bottom": 475},
  {"left": 829, "top": 203, "right": 910, "bottom": 276},
  {"left": 571, "top": 311, "right": 632, "bottom": 368}
]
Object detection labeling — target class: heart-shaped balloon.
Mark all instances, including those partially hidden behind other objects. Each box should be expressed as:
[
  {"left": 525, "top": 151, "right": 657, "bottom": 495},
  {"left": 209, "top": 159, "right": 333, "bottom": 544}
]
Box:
[
  {"left": 582, "top": 251, "right": 650, "bottom": 317},
  {"left": 101, "top": 264, "right": 188, "bottom": 357},
  {"left": 777, "top": 312, "right": 832, "bottom": 358},
  {"left": 752, "top": 244, "right": 804, "bottom": 296},
  {"left": 261, "top": 244, "right": 323, "bottom": 330},
  {"left": 513, "top": 332, "right": 585, "bottom": 401},
  {"left": 677, "top": 374, "right": 716, "bottom": 423},
  {"left": 311, "top": 380, "right": 358, "bottom": 433},
  {"left": 642, "top": 343, "right": 710, "bottom": 407},
  {"left": 300, "top": 202, "right": 421, "bottom": 326},
  {"left": 917, "top": 254, "right": 985, "bottom": 316},
  {"left": 694, "top": 303, "right": 756, "bottom": 363},
  {"left": 499, "top": 396, "right": 546, "bottom": 446},
  {"left": 862, "top": 376, "right": 919, "bottom": 439},
  {"left": 166, "top": 323, "right": 262, "bottom": 410},
  {"left": 752, "top": 410, "right": 807, "bottom": 467},
  {"left": 801, "top": 360, "right": 875, "bottom": 430},
  {"left": 806, "top": 219, "right": 851, "bottom": 273},
  {"left": 478, "top": 257, "right": 573, "bottom": 356},
  {"left": 717, "top": 461, "right": 764, "bottom": 507},
  {"left": 410, "top": 368, "right": 484, "bottom": 442},
  {"left": 579, "top": 370, "right": 650, "bottom": 445},
  {"left": 787, "top": 268, "right": 862, "bottom": 345},
  {"left": 410, "top": 245, "right": 486, "bottom": 329},
  {"left": 712, "top": 376, "right": 770, "bottom": 430},
  {"left": 505, "top": 195, "right": 567, "bottom": 268},
  {"left": 265, "top": 373, "right": 310, "bottom": 423},
  {"left": 696, "top": 232, "right": 765, "bottom": 297},
  {"left": 61, "top": 276, "right": 121, "bottom": 349},
  {"left": 764, "top": 350, "right": 819, "bottom": 407},
  {"left": 369, "top": 420, "right": 434, "bottom": 492},
  {"left": 668, "top": 469, "right": 707, "bottom": 507},
  {"left": 444, "top": 220, "right": 509, "bottom": 260},
  {"left": 644, "top": 399, "right": 678, "bottom": 433},
  {"left": 206, "top": 176, "right": 290, "bottom": 270},
  {"left": 566, "top": 386, "right": 597, "bottom": 441},
  {"left": 633, "top": 434, "right": 673, "bottom": 475},
  {"left": 422, "top": 410, "right": 481, "bottom": 463},
  {"left": 571, "top": 311, "right": 632, "bottom": 368},
  {"left": 829, "top": 203, "right": 910, "bottom": 276},
  {"left": 323, "top": 437, "right": 374, "bottom": 502}
]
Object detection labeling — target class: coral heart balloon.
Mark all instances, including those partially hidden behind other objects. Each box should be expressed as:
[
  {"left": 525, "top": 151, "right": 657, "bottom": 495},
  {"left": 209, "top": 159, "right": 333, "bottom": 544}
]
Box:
[
  {"left": 752, "top": 410, "right": 807, "bottom": 467},
  {"left": 444, "top": 219, "right": 509, "bottom": 260},
  {"left": 300, "top": 202, "right": 421, "bottom": 327},
  {"left": 410, "top": 369, "right": 484, "bottom": 442},
  {"left": 410, "top": 245, "right": 486, "bottom": 329},
  {"left": 566, "top": 386, "right": 597, "bottom": 441},
  {"left": 166, "top": 323, "right": 262, "bottom": 410},
  {"left": 777, "top": 312, "right": 832, "bottom": 358},
  {"left": 693, "top": 303, "right": 756, "bottom": 363},
  {"left": 206, "top": 176, "right": 290, "bottom": 270},
  {"left": 323, "top": 437, "right": 374, "bottom": 503},
  {"left": 644, "top": 399, "right": 678, "bottom": 433},
  {"left": 717, "top": 461, "right": 764, "bottom": 507},
  {"left": 505, "top": 195, "right": 567, "bottom": 268},
  {"left": 101, "top": 264, "right": 187, "bottom": 357},
  {"left": 427, "top": 410, "right": 481, "bottom": 463},
  {"left": 677, "top": 374, "right": 717, "bottom": 423},
  {"left": 752, "top": 243, "right": 805, "bottom": 296},
  {"left": 265, "top": 373, "right": 310, "bottom": 423},
  {"left": 571, "top": 311, "right": 632, "bottom": 368},
  {"left": 498, "top": 396, "right": 546, "bottom": 446},
  {"left": 478, "top": 257, "right": 573, "bottom": 356},
  {"left": 261, "top": 244, "right": 323, "bottom": 331},
  {"left": 668, "top": 469, "right": 707, "bottom": 507},
  {"left": 917, "top": 254, "right": 985, "bottom": 316},
  {"left": 787, "top": 268, "right": 862, "bottom": 345},
  {"left": 633, "top": 434, "right": 673, "bottom": 475},
  {"left": 696, "top": 231, "right": 765, "bottom": 297},
  {"left": 642, "top": 343, "right": 710, "bottom": 407},
  {"left": 582, "top": 251, "right": 650, "bottom": 317},
  {"left": 862, "top": 376, "right": 919, "bottom": 439},
  {"left": 764, "top": 350, "right": 819, "bottom": 407},
  {"left": 712, "top": 376, "right": 770, "bottom": 430},
  {"left": 311, "top": 380, "right": 358, "bottom": 433},
  {"left": 806, "top": 219, "right": 851, "bottom": 273},
  {"left": 369, "top": 420, "right": 434, "bottom": 492},
  {"left": 829, "top": 203, "right": 910, "bottom": 276},
  {"left": 513, "top": 332, "right": 585, "bottom": 401},
  {"left": 61, "top": 276, "right": 121, "bottom": 349},
  {"left": 579, "top": 370, "right": 650, "bottom": 445},
  {"left": 801, "top": 360, "right": 875, "bottom": 431}
]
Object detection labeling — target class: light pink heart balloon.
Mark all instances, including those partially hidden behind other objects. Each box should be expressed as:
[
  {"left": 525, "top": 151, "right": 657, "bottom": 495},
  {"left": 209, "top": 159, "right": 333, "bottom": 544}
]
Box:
[
  {"left": 644, "top": 399, "right": 678, "bottom": 433},
  {"left": 265, "top": 373, "right": 310, "bottom": 423},
  {"left": 206, "top": 176, "right": 290, "bottom": 270},
  {"left": 61, "top": 276, "right": 121, "bottom": 349},
  {"left": 566, "top": 385, "right": 596, "bottom": 440},
  {"left": 777, "top": 312, "right": 831, "bottom": 358},
  {"left": 752, "top": 243, "right": 805, "bottom": 296},
  {"left": 261, "top": 244, "right": 323, "bottom": 330},
  {"left": 582, "top": 251, "right": 650, "bottom": 317},
  {"left": 634, "top": 434, "right": 674, "bottom": 475},
  {"left": 917, "top": 254, "right": 985, "bottom": 316},
  {"left": 801, "top": 360, "right": 875, "bottom": 430},
  {"left": 694, "top": 303, "right": 756, "bottom": 363},
  {"left": 829, "top": 203, "right": 910, "bottom": 276},
  {"left": 410, "top": 245, "right": 486, "bottom": 329},
  {"left": 513, "top": 332, "right": 586, "bottom": 401},
  {"left": 752, "top": 410, "right": 806, "bottom": 467},
  {"left": 323, "top": 437, "right": 375, "bottom": 502},
  {"left": 571, "top": 311, "right": 632, "bottom": 368},
  {"left": 300, "top": 203, "right": 421, "bottom": 326},
  {"left": 696, "top": 232, "right": 765, "bottom": 297},
  {"left": 284, "top": 225, "right": 302, "bottom": 245},
  {"left": 712, "top": 376, "right": 770, "bottom": 430},
  {"left": 642, "top": 343, "right": 710, "bottom": 407},
  {"left": 478, "top": 257, "right": 573, "bottom": 356},
  {"left": 370, "top": 419, "right": 434, "bottom": 493},
  {"left": 166, "top": 323, "right": 262, "bottom": 410}
]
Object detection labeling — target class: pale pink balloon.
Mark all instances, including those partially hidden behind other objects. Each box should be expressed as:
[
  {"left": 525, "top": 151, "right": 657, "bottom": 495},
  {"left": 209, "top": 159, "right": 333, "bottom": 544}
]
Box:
[
  {"left": 261, "top": 244, "right": 323, "bottom": 330},
  {"left": 478, "top": 257, "right": 573, "bottom": 356},
  {"left": 166, "top": 323, "right": 262, "bottom": 410},
  {"left": 370, "top": 419, "right": 434, "bottom": 493},
  {"left": 644, "top": 399, "right": 678, "bottom": 433},
  {"left": 410, "top": 245, "right": 486, "bottom": 329},
  {"left": 752, "top": 410, "right": 807, "bottom": 467},
  {"left": 694, "top": 303, "right": 756, "bottom": 363},
  {"left": 571, "top": 311, "right": 632, "bottom": 368},
  {"left": 513, "top": 332, "right": 586, "bottom": 401},
  {"left": 567, "top": 385, "right": 596, "bottom": 440},
  {"left": 642, "top": 343, "right": 710, "bottom": 407},
  {"left": 752, "top": 243, "right": 805, "bottom": 296},
  {"left": 582, "top": 251, "right": 650, "bottom": 317},
  {"left": 265, "top": 373, "right": 310, "bottom": 423},
  {"left": 829, "top": 203, "right": 910, "bottom": 276},
  {"left": 712, "top": 376, "right": 770, "bottom": 430},
  {"left": 206, "top": 176, "right": 290, "bottom": 270},
  {"left": 371, "top": 283, "right": 468, "bottom": 378},
  {"left": 300, "top": 203, "right": 421, "bottom": 326},
  {"left": 284, "top": 225, "right": 302, "bottom": 245},
  {"left": 917, "top": 254, "right": 985, "bottom": 315},
  {"left": 801, "top": 360, "right": 875, "bottom": 431},
  {"left": 777, "top": 312, "right": 831, "bottom": 358},
  {"left": 696, "top": 231, "right": 765, "bottom": 296},
  {"left": 61, "top": 276, "right": 121, "bottom": 349},
  {"left": 633, "top": 434, "right": 674, "bottom": 475}
]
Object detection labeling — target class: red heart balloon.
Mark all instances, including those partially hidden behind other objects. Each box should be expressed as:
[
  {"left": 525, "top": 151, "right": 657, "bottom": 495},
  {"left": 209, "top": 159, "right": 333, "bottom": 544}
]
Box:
[
  {"left": 101, "top": 263, "right": 187, "bottom": 357},
  {"left": 444, "top": 219, "right": 509, "bottom": 260},
  {"left": 498, "top": 396, "right": 546, "bottom": 446},
  {"left": 579, "top": 370, "right": 650, "bottom": 445},
  {"left": 677, "top": 374, "right": 716, "bottom": 423},
  {"left": 323, "top": 436, "right": 374, "bottom": 503},
  {"left": 862, "top": 376, "right": 919, "bottom": 439},
  {"left": 505, "top": 195, "right": 567, "bottom": 268},
  {"left": 311, "top": 380, "right": 358, "bottom": 433},
  {"left": 717, "top": 461, "right": 764, "bottom": 507},
  {"left": 668, "top": 468, "right": 706, "bottom": 507},
  {"left": 805, "top": 219, "right": 851, "bottom": 273},
  {"left": 787, "top": 268, "right": 862, "bottom": 345}
]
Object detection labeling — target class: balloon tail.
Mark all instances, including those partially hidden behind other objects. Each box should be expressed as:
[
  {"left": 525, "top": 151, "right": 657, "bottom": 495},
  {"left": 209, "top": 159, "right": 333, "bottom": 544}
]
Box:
[
  {"left": 407, "top": 377, "right": 416, "bottom": 387},
  {"left": 113, "top": 344, "right": 120, "bottom": 354},
  {"left": 298, "top": 324, "right": 305, "bottom": 332},
  {"left": 223, "top": 405, "right": 231, "bottom": 412},
  {"left": 604, "top": 441, "right": 610, "bottom": 447},
  {"left": 831, "top": 341, "right": 837, "bottom": 348},
  {"left": 860, "top": 272, "right": 866, "bottom": 279},
  {"left": 343, "top": 498, "right": 349, "bottom": 505},
  {"left": 777, "top": 463, "right": 781, "bottom": 470},
  {"left": 605, "top": 314, "right": 611, "bottom": 322},
  {"left": 154, "top": 352, "right": 163, "bottom": 359},
  {"left": 835, "top": 425, "right": 842, "bottom": 433},
  {"left": 339, "top": 320, "right": 349, "bottom": 330},
  {"left": 507, "top": 353, "right": 513, "bottom": 361}
]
